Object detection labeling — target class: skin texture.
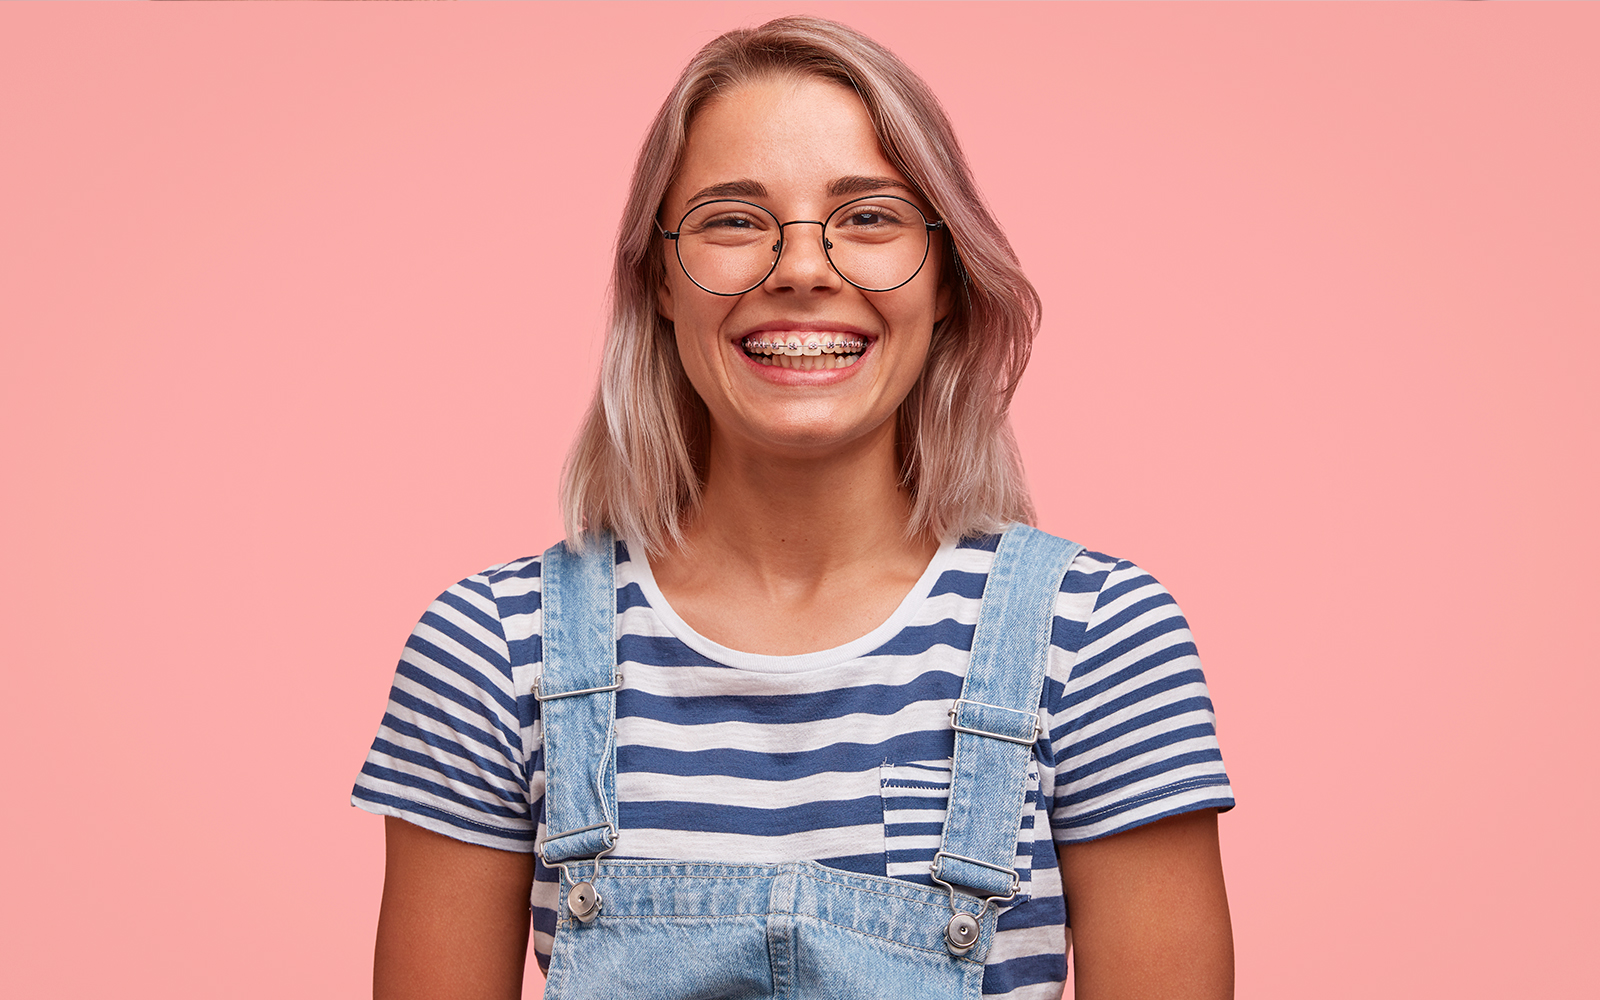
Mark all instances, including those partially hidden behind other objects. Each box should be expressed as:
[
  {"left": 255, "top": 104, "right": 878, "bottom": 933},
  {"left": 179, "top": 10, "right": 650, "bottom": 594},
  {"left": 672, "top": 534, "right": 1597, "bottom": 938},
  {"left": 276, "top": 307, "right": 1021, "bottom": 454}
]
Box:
[
  {"left": 1060, "top": 811, "right": 1234, "bottom": 1000},
  {"left": 374, "top": 73, "right": 1233, "bottom": 999},
  {"left": 374, "top": 817, "right": 535, "bottom": 1000}
]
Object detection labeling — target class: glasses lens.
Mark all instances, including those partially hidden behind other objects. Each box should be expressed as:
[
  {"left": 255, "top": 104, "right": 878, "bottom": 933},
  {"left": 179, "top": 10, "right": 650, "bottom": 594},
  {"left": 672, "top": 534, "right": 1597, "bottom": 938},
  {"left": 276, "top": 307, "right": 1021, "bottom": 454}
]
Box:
[
  {"left": 824, "top": 196, "right": 931, "bottom": 292},
  {"left": 675, "top": 201, "right": 781, "bottom": 295}
]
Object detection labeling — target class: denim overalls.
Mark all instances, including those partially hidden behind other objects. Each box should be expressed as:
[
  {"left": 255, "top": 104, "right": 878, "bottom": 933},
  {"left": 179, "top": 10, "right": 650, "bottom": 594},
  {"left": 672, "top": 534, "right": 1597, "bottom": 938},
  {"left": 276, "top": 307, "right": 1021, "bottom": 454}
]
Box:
[{"left": 535, "top": 525, "right": 1083, "bottom": 999}]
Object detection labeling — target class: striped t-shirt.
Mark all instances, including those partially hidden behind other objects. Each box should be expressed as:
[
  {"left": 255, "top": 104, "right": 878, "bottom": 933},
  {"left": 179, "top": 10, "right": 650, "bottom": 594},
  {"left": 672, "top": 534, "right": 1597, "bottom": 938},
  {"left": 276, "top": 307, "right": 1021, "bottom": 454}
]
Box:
[{"left": 352, "top": 534, "right": 1233, "bottom": 998}]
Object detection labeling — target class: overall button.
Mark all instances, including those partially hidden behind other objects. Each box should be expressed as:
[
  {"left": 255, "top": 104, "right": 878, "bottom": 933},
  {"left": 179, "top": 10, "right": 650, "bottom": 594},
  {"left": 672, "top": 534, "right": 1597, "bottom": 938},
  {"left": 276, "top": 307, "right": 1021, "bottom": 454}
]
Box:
[
  {"left": 945, "top": 912, "right": 979, "bottom": 955},
  {"left": 569, "top": 881, "right": 601, "bottom": 923}
]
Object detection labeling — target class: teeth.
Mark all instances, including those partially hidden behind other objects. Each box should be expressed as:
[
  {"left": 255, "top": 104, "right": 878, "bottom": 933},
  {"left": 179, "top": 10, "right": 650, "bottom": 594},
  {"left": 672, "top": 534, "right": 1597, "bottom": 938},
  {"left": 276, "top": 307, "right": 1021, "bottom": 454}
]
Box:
[
  {"left": 746, "top": 351, "right": 864, "bottom": 370},
  {"left": 741, "top": 333, "right": 867, "bottom": 358}
]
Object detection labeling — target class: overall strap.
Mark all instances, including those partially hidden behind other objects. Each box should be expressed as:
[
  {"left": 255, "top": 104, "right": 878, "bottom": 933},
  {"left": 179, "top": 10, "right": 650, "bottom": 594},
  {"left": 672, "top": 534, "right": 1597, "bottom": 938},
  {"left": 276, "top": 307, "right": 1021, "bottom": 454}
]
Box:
[
  {"left": 932, "top": 524, "right": 1084, "bottom": 900},
  {"left": 536, "top": 531, "right": 622, "bottom": 866}
]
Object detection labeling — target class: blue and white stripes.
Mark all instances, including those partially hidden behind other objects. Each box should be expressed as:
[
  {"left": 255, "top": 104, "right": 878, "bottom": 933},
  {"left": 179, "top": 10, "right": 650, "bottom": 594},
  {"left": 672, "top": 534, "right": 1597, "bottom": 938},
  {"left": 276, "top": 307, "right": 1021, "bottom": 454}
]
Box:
[{"left": 353, "top": 535, "right": 1232, "bottom": 999}]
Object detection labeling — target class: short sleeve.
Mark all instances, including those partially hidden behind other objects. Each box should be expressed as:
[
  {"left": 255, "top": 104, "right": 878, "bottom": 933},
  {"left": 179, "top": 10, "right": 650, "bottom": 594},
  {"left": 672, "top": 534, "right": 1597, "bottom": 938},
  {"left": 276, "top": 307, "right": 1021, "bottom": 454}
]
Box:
[
  {"left": 1044, "top": 554, "right": 1234, "bottom": 844},
  {"left": 351, "top": 561, "right": 541, "bottom": 852}
]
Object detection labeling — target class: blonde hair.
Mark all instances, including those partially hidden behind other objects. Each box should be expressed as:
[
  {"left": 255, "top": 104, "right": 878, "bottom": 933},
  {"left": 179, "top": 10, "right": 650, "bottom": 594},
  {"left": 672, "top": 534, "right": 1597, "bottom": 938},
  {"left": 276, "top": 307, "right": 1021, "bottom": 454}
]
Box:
[{"left": 561, "top": 16, "right": 1040, "bottom": 553}]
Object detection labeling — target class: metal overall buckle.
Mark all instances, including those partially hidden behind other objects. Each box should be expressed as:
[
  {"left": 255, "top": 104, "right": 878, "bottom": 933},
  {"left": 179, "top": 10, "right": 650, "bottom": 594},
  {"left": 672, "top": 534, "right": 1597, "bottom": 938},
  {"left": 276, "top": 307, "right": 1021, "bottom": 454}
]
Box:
[
  {"left": 947, "top": 698, "right": 1042, "bottom": 745},
  {"left": 543, "top": 823, "right": 617, "bottom": 924},
  {"left": 930, "top": 851, "right": 1020, "bottom": 956}
]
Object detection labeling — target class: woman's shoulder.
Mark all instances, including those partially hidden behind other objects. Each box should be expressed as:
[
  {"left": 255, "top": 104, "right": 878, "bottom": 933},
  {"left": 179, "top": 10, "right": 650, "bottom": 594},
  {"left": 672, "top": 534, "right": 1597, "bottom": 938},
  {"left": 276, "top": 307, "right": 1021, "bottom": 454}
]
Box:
[
  {"left": 426, "top": 554, "right": 544, "bottom": 618},
  {"left": 1055, "top": 546, "right": 1192, "bottom": 662},
  {"left": 952, "top": 530, "right": 1174, "bottom": 622},
  {"left": 391, "top": 556, "right": 547, "bottom": 686},
  {"left": 455, "top": 536, "right": 640, "bottom": 602},
  {"left": 948, "top": 530, "right": 1196, "bottom": 686},
  {"left": 467, "top": 554, "right": 545, "bottom": 592}
]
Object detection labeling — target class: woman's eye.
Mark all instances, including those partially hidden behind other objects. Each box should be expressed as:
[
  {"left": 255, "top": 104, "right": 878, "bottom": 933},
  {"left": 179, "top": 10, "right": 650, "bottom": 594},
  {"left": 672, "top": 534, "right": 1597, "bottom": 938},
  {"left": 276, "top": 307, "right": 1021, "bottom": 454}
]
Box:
[
  {"left": 705, "top": 216, "right": 754, "bottom": 229},
  {"left": 839, "top": 208, "right": 903, "bottom": 227}
]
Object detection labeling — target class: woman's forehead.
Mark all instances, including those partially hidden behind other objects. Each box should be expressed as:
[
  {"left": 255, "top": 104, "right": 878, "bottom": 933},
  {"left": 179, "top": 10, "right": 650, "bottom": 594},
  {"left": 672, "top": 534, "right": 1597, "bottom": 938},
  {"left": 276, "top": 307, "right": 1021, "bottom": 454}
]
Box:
[{"left": 669, "top": 77, "right": 912, "bottom": 211}]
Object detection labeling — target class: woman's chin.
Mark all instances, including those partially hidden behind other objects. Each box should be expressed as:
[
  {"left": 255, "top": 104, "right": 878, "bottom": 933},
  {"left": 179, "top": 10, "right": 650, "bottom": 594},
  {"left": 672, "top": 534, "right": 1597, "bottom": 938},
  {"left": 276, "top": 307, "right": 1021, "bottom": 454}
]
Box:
[{"left": 717, "top": 410, "right": 894, "bottom": 462}]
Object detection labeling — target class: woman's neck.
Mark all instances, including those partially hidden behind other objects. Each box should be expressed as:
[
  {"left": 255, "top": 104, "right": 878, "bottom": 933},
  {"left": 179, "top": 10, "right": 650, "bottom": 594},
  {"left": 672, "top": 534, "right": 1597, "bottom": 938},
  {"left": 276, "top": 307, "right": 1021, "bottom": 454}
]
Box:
[{"left": 648, "top": 421, "right": 939, "bottom": 655}]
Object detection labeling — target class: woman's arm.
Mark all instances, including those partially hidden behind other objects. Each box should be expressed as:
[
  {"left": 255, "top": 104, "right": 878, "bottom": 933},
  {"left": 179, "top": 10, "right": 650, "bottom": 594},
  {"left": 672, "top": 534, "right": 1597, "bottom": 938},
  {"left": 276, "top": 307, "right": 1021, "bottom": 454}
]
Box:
[
  {"left": 374, "top": 816, "right": 537, "bottom": 1000},
  {"left": 1057, "top": 809, "right": 1234, "bottom": 1000}
]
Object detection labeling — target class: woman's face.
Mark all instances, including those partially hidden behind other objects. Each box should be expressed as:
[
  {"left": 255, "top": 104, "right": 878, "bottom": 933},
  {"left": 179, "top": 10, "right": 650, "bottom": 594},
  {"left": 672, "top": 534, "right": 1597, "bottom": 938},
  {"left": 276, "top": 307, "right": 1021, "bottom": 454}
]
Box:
[{"left": 658, "top": 75, "right": 951, "bottom": 462}]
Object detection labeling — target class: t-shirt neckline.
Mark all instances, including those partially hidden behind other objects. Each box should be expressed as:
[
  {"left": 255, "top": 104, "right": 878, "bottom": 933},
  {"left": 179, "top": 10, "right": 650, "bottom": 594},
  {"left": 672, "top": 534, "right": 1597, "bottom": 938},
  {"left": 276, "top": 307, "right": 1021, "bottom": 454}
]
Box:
[{"left": 622, "top": 537, "right": 959, "bottom": 674}]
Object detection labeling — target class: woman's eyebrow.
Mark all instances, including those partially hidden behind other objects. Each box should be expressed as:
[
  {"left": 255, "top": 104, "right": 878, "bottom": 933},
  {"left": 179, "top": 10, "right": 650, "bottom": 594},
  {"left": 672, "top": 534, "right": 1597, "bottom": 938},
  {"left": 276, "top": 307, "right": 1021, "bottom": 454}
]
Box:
[
  {"left": 685, "top": 175, "right": 913, "bottom": 205},
  {"left": 827, "top": 175, "right": 913, "bottom": 197},
  {"left": 687, "top": 179, "right": 769, "bottom": 202}
]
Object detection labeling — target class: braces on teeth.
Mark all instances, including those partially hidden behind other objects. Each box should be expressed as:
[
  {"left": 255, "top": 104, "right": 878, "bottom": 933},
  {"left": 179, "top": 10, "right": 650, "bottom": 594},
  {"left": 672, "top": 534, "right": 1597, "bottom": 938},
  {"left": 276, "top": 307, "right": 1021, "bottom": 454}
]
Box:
[
  {"left": 743, "top": 337, "right": 866, "bottom": 354},
  {"left": 742, "top": 335, "right": 867, "bottom": 368}
]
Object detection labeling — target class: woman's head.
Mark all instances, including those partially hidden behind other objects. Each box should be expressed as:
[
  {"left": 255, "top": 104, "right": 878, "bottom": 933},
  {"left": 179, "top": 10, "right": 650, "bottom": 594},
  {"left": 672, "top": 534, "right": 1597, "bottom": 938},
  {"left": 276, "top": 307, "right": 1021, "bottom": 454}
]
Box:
[
  {"left": 658, "top": 72, "right": 953, "bottom": 497},
  {"left": 563, "top": 16, "right": 1041, "bottom": 552}
]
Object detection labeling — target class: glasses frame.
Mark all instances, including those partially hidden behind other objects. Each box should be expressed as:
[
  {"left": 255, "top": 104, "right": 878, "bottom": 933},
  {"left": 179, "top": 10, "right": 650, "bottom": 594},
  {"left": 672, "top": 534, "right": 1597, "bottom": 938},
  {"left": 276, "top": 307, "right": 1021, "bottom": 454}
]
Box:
[{"left": 660, "top": 194, "right": 947, "bottom": 297}]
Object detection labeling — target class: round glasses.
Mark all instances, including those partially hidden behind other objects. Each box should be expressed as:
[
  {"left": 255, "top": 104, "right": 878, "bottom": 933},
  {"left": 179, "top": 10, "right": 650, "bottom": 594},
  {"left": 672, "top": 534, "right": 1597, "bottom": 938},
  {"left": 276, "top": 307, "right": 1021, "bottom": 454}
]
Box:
[{"left": 661, "top": 195, "right": 945, "bottom": 296}]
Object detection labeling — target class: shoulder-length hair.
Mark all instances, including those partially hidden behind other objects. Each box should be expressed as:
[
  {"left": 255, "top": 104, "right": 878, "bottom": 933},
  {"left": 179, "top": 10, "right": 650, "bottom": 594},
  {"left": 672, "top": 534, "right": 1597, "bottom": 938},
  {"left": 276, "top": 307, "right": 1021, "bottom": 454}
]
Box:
[{"left": 561, "top": 15, "right": 1040, "bottom": 553}]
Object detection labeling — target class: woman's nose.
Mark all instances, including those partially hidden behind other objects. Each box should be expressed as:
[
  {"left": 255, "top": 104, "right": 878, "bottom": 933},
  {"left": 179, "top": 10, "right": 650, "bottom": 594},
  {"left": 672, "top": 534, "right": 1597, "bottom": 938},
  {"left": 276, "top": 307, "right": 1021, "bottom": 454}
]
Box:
[{"left": 766, "top": 220, "right": 841, "bottom": 292}]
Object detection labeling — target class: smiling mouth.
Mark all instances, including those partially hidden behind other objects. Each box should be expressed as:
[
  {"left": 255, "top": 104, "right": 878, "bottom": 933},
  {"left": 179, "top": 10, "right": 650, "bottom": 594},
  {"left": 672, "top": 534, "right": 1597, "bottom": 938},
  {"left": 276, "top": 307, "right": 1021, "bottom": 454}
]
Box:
[{"left": 740, "top": 333, "right": 868, "bottom": 370}]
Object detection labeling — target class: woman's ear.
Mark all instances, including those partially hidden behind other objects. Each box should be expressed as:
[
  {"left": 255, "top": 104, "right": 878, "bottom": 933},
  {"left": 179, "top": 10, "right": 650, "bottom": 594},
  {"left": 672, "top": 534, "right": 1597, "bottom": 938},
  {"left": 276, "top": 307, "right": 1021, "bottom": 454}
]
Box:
[
  {"left": 934, "top": 237, "right": 962, "bottom": 323},
  {"left": 657, "top": 271, "right": 677, "bottom": 322}
]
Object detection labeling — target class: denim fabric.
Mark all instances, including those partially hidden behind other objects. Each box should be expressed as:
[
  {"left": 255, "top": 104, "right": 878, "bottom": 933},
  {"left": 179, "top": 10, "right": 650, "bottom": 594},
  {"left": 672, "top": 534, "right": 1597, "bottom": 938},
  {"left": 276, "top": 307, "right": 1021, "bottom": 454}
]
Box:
[
  {"left": 543, "top": 860, "right": 990, "bottom": 999},
  {"left": 539, "top": 536, "right": 623, "bottom": 867},
  {"left": 537, "top": 526, "right": 1080, "bottom": 997},
  {"left": 935, "top": 525, "right": 1083, "bottom": 899}
]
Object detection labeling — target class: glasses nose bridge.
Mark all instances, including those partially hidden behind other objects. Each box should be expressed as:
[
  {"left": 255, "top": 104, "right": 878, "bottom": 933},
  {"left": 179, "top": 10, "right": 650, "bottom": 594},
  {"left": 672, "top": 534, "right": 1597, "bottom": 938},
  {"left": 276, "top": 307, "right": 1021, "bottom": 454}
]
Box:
[
  {"left": 772, "top": 217, "right": 834, "bottom": 272},
  {"left": 775, "top": 216, "right": 830, "bottom": 244}
]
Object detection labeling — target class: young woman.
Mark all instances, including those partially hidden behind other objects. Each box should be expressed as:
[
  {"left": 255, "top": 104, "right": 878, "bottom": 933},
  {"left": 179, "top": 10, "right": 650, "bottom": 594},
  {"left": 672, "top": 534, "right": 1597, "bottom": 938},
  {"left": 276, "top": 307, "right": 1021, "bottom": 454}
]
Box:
[{"left": 355, "top": 17, "right": 1234, "bottom": 1000}]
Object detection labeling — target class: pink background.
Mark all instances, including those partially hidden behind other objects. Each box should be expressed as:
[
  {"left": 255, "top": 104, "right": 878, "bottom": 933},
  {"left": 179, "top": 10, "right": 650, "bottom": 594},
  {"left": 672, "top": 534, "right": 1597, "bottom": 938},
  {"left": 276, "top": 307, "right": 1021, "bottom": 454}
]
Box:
[{"left": 2, "top": 3, "right": 1596, "bottom": 997}]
